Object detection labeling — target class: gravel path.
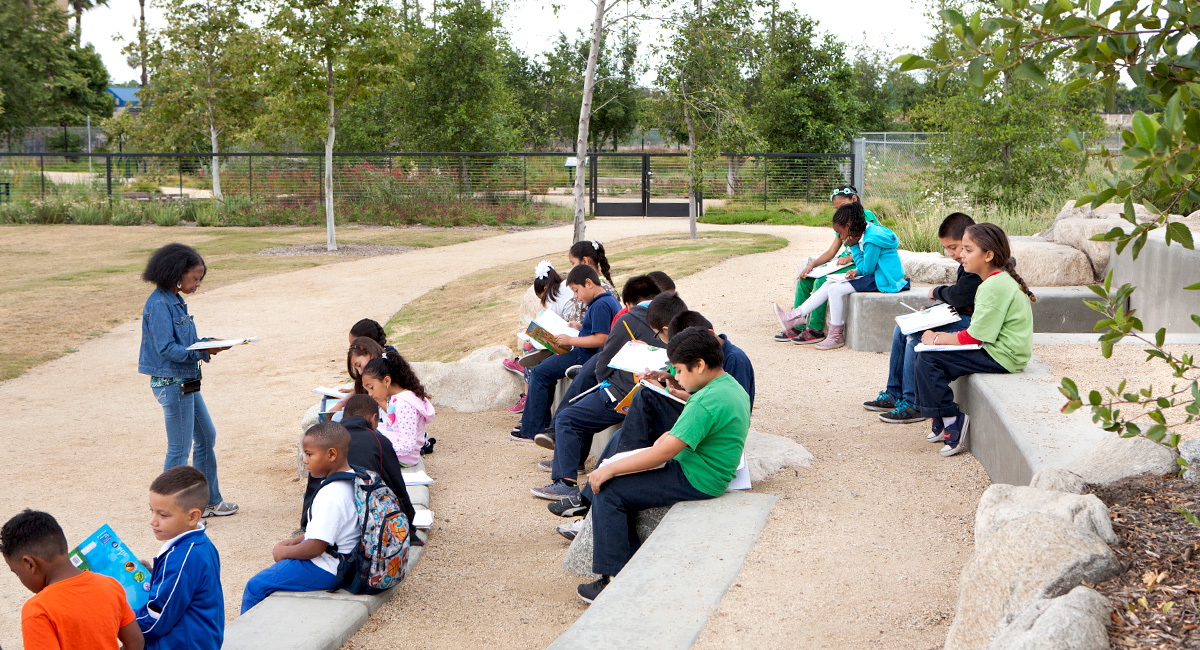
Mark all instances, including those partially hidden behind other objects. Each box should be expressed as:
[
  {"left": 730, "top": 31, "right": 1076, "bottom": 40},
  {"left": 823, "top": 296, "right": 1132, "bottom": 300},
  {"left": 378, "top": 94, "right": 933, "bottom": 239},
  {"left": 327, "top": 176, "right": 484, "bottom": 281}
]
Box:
[{"left": 0, "top": 218, "right": 989, "bottom": 649}]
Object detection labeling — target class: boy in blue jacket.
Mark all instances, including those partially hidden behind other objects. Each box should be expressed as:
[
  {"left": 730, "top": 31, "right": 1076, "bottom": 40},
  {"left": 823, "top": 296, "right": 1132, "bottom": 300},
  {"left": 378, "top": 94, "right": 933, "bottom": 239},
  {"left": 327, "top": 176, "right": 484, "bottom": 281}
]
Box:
[
  {"left": 137, "top": 466, "right": 223, "bottom": 650},
  {"left": 777, "top": 201, "right": 909, "bottom": 350}
]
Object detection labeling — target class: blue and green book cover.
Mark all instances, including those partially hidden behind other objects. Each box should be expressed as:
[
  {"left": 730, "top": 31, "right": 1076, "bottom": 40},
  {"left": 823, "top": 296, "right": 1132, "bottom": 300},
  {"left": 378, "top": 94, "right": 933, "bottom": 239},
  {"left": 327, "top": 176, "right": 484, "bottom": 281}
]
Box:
[{"left": 67, "top": 524, "right": 150, "bottom": 611}]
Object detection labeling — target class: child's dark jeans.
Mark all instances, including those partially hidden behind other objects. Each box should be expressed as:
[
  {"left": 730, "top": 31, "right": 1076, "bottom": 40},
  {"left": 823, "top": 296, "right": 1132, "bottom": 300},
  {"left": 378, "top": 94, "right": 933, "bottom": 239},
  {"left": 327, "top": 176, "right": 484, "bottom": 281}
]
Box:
[
  {"left": 914, "top": 347, "right": 1009, "bottom": 418},
  {"left": 518, "top": 347, "right": 591, "bottom": 437},
  {"left": 590, "top": 460, "right": 710, "bottom": 577}
]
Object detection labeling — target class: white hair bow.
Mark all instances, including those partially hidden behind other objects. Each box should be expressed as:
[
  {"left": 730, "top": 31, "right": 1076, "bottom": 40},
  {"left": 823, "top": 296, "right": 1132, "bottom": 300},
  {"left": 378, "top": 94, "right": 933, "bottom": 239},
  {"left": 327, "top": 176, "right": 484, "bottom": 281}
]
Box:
[
  {"left": 591, "top": 240, "right": 601, "bottom": 250},
  {"left": 535, "top": 260, "right": 553, "bottom": 279}
]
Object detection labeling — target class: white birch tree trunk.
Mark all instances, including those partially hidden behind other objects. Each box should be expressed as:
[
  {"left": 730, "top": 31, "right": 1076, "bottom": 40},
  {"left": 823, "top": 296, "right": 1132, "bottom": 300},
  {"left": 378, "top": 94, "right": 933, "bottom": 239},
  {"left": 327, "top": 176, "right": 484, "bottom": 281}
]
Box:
[
  {"left": 572, "top": 0, "right": 607, "bottom": 244},
  {"left": 325, "top": 57, "right": 337, "bottom": 251},
  {"left": 683, "top": 90, "right": 699, "bottom": 240},
  {"left": 209, "top": 123, "right": 223, "bottom": 200}
]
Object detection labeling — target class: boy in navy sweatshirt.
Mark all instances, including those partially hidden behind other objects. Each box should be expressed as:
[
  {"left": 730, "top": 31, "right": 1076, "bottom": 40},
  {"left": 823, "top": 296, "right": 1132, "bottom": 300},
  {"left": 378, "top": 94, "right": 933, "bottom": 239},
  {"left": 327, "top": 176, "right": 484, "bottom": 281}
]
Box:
[
  {"left": 137, "top": 466, "right": 224, "bottom": 650},
  {"left": 864, "top": 212, "right": 981, "bottom": 424}
]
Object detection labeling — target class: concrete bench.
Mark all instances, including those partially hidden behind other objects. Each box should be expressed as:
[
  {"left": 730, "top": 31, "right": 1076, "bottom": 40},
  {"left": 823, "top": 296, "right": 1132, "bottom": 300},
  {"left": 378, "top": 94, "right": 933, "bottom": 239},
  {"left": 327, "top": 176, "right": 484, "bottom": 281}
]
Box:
[
  {"left": 845, "top": 286, "right": 1105, "bottom": 353},
  {"left": 547, "top": 492, "right": 777, "bottom": 650}
]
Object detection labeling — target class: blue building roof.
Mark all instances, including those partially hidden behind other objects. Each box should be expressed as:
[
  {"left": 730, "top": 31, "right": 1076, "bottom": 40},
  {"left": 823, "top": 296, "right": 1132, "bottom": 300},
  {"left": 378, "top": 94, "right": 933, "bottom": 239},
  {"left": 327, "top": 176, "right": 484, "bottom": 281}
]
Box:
[{"left": 107, "top": 86, "right": 140, "bottom": 107}]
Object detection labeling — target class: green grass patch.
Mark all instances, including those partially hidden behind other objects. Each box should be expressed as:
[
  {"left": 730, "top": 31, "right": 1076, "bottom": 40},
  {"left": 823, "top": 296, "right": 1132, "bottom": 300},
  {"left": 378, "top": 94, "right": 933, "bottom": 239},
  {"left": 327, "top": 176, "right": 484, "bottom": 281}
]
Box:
[{"left": 386, "top": 231, "right": 787, "bottom": 363}]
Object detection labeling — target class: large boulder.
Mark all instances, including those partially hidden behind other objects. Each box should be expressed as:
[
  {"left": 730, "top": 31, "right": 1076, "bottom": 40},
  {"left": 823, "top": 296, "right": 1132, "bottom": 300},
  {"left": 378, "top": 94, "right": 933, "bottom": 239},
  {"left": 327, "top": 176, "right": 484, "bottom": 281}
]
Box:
[
  {"left": 945, "top": 513, "right": 1121, "bottom": 650},
  {"left": 975, "top": 485, "right": 1117, "bottom": 547},
  {"left": 459, "top": 345, "right": 513, "bottom": 363},
  {"left": 1047, "top": 217, "right": 1127, "bottom": 279},
  {"left": 1070, "top": 435, "right": 1179, "bottom": 485},
  {"left": 1092, "top": 202, "right": 1156, "bottom": 222},
  {"left": 1009, "top": 239, "right": 1096, "bottom": 287},
  {"left": 899, "top": 250, "right": 959, "bottom": 285},
  {"left": 563, "top": 506, "right": 671, "bottom": 578},
  {"left": 1179, "top": 439, "right": 1200, "bottom": 483},
  {"left": 1029, "top": 468, "right": 1088, "bottom": 495},
  {"left": 984, "top": 586, "right": 1113, "bottom": 650},
  {"left": 744, "top": 429, "right": 814, "bottom": 482},
  {"left": 410, "top": 361, "right": 523, "bottom": 412}
]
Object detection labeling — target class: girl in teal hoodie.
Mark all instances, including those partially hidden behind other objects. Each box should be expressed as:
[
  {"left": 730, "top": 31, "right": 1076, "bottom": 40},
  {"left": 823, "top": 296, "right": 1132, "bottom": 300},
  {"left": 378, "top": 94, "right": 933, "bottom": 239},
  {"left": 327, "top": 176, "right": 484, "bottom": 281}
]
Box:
[{"left": 777, "top": 202, "right": 909, "bottom": 349}]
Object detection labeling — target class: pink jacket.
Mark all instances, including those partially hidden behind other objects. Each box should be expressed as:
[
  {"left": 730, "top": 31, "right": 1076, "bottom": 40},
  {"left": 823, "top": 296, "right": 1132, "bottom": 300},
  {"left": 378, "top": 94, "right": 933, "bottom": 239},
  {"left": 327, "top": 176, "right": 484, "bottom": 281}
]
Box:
[{"left": 380, "top": 390, "right": 435, "bottom": 467}]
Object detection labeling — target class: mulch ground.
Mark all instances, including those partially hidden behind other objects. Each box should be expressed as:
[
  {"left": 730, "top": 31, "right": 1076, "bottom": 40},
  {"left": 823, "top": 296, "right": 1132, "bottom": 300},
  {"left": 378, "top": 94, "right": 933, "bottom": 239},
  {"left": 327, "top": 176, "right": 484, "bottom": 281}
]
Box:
[{"left": 1092, "top": 473, "right": 1200, "bottom": 648}]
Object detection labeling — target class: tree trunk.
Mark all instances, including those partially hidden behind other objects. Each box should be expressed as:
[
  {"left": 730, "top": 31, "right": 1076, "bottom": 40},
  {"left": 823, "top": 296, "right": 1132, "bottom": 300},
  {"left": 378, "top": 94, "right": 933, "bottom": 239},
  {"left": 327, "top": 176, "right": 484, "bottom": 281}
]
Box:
[
  {"left": 726, "top": 155, "right": 740, "bottom": 197},
  {"left": 74, "top": 0, "right": 82, "bottom": 44},
  {"left": 138, "top": 0, "right": 148, "bottom": 87},
  {"left": 683, "top": 85, "right": 699, "bottom": 240},
  {"left": 209, "top": 124, "right": 222, "bottom": 200},
  {"left": 325, "top": 58, "right": 337, "bottom": 251},
  {"left": 572, "top": 0, "right": 607, "bottom": 244}
]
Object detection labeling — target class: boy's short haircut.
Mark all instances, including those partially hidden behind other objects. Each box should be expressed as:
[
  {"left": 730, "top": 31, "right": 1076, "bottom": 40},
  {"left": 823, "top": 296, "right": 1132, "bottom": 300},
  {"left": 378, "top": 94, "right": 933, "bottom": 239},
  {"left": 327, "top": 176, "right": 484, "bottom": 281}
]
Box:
[
  {"left": 667, "top": 310, "right": 714, "bottom": 340},
  {"left": 647, "top": 291, "right": 688, "bottom": 330},
  {"left": 304, "top": 422, "right": 352, "bottom": 455},
  {"left": 667, "top": 327, "right": 724, "bottom": 370},
  {"left": 937, "top": 212, "right": 976, "bottom": 240},
  {"left": 0, "top": 509, "right": 67, "bottom": 560},
  {"left": 621, "top": 274, "right": 661, "bottom": 305},
  {"left": 566, "top": 264, "right": 601, "bottom": 287},
  {"left": 343, "top": 394, "right": 381, "bottom": 421},
  {"left": 150, "top": 466, "right": 209, "bottom": 513},
  {"left": 647, "top": 271, "right": 675, "bottom": 292}
]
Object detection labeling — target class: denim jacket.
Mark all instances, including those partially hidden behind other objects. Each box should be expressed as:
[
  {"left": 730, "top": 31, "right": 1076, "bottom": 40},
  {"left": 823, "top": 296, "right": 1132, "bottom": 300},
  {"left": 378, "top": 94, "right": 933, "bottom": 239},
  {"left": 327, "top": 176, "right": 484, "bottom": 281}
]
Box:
[{"left": 138, "top": 287, "right": 210, "bottom": 378}]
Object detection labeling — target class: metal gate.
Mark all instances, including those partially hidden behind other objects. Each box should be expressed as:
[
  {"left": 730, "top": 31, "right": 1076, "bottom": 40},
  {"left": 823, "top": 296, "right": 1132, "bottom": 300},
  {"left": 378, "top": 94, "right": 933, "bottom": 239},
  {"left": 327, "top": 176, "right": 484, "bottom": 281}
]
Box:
[{"left": 589, "top": 153, "right": 692, "bottom": 217}]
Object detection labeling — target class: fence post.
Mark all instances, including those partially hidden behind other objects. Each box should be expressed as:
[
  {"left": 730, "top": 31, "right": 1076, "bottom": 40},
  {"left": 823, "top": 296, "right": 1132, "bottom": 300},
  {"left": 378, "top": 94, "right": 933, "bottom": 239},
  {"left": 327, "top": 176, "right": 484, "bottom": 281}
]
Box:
[
  {"left": 40, "top": 154, "right": 45, "bottom": 199},
  {"left": 179, "top": 159, "right": 183, "bottom": 199},
  {"left": 522, "top": 156, "right": 527, "bottom": 200},
  {"left": 248, "top": 154, "right": 253, "bottom": 201},
  {"left": 106, "top": 154, "right": 112, "bottom": 206},
  {"left": 852, "top": 137, "right": 865, "bottom": 198},
  {"left": 762, "top": 157, "right": 768, "bottom": 210}
]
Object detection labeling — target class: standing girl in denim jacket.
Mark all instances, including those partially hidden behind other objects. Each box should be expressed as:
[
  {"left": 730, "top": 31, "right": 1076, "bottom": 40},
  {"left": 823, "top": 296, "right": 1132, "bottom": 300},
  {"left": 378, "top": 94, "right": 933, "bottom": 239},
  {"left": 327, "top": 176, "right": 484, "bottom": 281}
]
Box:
[{"left": 138, "top": 243, "right": 237, "bottom": 517}]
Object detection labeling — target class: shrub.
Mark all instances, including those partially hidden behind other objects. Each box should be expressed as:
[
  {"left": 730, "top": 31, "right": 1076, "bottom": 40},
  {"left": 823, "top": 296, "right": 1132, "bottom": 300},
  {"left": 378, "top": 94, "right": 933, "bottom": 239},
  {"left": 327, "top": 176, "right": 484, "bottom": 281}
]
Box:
[
  {"left": 147, "top": 202, "right": 181, "bottom": 227},
  {"left": 109, "top": 201, "right": 144, "bottom": 226},
  {"left": 193, "top": 202, "right": 221, "bottom": 227},
  {"left": 30, "top": 200, "right": 69, "bottom": 224},
  {"left": 69, "top": 202, "right": 109, "bottom": 225},
  {"left": 0, "top": 202, "right": 29, "bottom": 224}
]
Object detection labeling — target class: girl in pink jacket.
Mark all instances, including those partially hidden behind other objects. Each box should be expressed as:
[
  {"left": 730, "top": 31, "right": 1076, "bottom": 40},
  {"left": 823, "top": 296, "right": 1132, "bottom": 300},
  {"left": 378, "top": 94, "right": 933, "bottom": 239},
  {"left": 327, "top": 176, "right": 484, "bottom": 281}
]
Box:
[{"left": 361, "top": 353, "right": 435, "bottom": 467}]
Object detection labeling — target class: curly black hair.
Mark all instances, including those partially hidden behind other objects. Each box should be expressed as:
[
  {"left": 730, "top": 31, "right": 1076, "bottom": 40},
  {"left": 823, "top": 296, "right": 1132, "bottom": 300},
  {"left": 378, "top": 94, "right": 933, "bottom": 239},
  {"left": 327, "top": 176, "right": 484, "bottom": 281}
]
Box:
[
  {"left": 0, "top": 509, "right": 67, "bottom": 560},
  {"left": 142, "top": 243, "right": 205, "bottom": 291}
]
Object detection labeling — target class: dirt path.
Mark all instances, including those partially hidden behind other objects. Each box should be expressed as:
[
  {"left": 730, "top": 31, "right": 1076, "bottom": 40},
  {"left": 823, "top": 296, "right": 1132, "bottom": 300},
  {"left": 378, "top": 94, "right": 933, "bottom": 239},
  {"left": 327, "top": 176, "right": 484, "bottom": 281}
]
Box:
[{"left": 0, "top": 218, "right": 988, "bottom": 649}]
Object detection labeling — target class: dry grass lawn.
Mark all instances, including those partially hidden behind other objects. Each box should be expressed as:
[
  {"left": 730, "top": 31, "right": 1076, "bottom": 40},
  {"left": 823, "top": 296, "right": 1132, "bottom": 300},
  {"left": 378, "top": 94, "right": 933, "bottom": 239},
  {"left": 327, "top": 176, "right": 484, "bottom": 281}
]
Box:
[
  {"left": 0, "top": 224, "right": 498, "bottom": 382},
  {"left": 386, "top": 231, "right": 788, "bottom": 362}
]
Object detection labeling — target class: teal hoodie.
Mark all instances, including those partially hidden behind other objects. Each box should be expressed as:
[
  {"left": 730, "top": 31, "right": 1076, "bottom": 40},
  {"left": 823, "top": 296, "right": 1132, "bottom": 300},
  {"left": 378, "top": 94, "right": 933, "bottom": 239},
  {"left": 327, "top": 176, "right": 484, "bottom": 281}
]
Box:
[{"left": 849, "top": 222, "right": 907, "bottom": 293}]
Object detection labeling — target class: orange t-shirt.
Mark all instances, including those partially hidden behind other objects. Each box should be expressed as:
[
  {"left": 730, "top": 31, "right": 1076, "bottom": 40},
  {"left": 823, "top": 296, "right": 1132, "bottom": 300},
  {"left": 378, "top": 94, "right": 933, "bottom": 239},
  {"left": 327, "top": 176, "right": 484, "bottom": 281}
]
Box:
[{"left": 22, "top": 571, "right": 135, "bottom": 650}]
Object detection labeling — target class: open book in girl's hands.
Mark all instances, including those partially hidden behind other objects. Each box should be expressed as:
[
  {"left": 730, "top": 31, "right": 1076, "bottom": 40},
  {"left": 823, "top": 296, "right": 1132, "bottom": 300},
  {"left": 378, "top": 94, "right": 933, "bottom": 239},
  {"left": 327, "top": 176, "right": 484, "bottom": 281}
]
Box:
[
  {"left": 526, "top": 310, "right": 579, "bottom": 355},
  {"left": 805, "top": 261, "right": 843, "bottom": 278},
  {"left": 914, "top": 342, "right": 982, "bottom": 352}
]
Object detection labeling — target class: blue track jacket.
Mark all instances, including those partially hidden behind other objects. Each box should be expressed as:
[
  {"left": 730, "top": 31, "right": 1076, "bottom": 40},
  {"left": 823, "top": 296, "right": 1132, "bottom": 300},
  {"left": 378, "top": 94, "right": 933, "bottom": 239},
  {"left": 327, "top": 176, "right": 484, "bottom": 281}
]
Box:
[{"left": 135, "top": 526, "right": 224, "bottom": 650}]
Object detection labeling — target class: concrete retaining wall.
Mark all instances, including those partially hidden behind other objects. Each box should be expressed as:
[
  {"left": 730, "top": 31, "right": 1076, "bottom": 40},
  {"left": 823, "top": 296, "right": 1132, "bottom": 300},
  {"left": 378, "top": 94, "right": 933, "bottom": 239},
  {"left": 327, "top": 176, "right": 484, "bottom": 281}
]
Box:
[{"left": 1110, "top": 229, "right": 1200, "bottom": 332}]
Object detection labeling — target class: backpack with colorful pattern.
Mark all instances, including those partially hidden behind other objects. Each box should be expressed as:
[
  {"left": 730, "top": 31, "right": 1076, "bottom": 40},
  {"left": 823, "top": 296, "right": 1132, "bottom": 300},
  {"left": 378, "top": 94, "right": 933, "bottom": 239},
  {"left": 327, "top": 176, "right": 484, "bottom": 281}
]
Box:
[{"left": 319, "top": 467, "right": 410, "bottom": 595}]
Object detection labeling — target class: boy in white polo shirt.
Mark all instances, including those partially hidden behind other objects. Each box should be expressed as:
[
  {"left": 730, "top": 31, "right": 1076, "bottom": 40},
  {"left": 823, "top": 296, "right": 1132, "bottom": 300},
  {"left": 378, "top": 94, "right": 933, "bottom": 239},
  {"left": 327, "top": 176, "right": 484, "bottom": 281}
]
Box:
[{"left": 240, "top": 423, "right": 360, "bottom": 613}]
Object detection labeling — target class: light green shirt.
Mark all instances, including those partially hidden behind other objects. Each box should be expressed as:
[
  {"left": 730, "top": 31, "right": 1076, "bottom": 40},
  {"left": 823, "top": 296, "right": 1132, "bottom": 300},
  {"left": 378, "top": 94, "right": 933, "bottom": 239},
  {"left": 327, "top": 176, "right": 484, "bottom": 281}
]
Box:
[
  {"left": 669, "top": 373, "right": 751, "bottom": 497},
  {"left": 966, "top": 271, "right": 1033, "bottom": 373}
]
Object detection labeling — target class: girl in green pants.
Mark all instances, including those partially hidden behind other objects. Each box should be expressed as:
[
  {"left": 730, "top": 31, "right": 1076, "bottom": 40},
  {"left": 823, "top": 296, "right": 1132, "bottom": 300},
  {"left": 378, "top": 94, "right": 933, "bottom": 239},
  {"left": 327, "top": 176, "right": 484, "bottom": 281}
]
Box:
[{"left": 775, "top": 185, "right": 877, "bottom": 344}]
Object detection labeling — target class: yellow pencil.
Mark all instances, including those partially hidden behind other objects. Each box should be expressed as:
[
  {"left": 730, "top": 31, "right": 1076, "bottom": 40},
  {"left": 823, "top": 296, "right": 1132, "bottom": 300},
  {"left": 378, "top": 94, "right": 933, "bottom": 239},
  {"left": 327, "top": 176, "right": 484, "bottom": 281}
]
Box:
[{"left": 623, "top": 320, "right": 635, "bottom": 340}]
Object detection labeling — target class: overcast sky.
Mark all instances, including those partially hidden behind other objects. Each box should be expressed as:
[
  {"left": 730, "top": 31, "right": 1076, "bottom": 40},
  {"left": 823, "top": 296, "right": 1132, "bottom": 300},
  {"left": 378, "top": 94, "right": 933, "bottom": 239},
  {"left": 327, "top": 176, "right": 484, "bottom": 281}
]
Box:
[{"left": 81, "top": 0, "right": 934, "bottom": 85}]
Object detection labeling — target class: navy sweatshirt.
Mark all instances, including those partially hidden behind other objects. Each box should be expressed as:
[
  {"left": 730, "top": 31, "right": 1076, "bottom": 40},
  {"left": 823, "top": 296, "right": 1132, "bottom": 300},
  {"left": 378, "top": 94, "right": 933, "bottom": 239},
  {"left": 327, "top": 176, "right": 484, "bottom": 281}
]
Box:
[{"left": 932, "top": 264, "right": 982, "bottom": 314}]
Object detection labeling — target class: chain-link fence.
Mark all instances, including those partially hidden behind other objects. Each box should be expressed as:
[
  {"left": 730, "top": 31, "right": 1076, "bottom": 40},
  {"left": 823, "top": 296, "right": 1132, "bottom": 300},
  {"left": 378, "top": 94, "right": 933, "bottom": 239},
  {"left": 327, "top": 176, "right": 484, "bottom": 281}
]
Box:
[
  {"left": 858, "top": 133, "right": 943, "bottom": 212},
  {"left": 0, "top": 151, "right": 854, "bottom": 218}
]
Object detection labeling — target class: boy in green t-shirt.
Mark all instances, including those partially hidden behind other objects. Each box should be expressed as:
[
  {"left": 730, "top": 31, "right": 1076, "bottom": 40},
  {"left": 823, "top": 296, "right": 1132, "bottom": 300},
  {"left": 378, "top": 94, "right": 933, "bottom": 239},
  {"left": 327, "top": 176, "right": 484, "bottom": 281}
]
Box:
[{"left": 576, "top": 327, "right": 751, "bottom": 605}]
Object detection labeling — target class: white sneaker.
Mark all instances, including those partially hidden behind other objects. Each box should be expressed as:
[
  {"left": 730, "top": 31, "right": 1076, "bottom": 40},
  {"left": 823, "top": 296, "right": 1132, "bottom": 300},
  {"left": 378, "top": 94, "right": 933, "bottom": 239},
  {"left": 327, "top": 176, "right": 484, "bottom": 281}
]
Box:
[
  {"left": 203, "top": 501, "right": 238, "bottom": 517},
  {"left": 557, "top": 519, "right": 584, "bottom": 541}
]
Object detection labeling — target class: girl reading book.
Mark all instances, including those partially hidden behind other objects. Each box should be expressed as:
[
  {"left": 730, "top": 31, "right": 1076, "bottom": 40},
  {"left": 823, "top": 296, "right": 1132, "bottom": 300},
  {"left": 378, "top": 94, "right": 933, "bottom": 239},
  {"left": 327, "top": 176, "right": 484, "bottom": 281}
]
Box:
[
  {"left": 361, "top": 353, "right": 435, "bottom": 467},
  {"left": 912, "top": 223, "right": 1036, "bottom": 457}
]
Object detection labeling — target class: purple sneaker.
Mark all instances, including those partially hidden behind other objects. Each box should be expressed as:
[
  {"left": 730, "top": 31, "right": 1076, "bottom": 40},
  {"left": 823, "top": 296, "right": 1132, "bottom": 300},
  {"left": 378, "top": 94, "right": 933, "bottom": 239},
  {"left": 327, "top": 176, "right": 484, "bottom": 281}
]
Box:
[{"left": 531, "top": 480, "right": 580, "bottom": 500}]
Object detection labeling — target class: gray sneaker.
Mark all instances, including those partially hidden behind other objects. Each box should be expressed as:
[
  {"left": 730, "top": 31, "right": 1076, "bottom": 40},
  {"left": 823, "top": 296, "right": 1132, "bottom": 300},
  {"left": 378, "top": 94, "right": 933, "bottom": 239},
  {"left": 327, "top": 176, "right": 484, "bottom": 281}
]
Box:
[
  {"left": 538, "top": 459, "right": 552, "bottom": 472},
  {"left": 531, "top": 480, "right": 579, "bottom": 500},
  {"left": 203, "top": 501, "right": 238, "bottom": 517},
  {"left": 557, "top": 519, "right": 583, "bottom": 541}
]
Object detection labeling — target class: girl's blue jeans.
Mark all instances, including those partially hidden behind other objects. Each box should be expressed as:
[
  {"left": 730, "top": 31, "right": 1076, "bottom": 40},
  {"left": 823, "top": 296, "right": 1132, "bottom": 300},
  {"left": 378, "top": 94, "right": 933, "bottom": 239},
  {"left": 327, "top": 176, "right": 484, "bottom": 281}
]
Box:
[{"left": 153, "top": 383, "right": 223, "bottom": 506}]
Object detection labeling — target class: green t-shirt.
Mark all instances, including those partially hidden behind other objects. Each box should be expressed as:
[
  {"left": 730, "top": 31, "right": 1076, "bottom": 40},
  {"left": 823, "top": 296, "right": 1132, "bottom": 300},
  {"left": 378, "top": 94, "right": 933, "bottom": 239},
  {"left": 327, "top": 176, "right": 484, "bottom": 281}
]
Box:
[
  {"left": 966, "top": 271, "right": 1033, "bottom": 373},
  {"left": 838, "top": 208, "right": 879, "bottom": 259},
  {"left": 669, "top": 372, "right": 751, "bottom": 496}
]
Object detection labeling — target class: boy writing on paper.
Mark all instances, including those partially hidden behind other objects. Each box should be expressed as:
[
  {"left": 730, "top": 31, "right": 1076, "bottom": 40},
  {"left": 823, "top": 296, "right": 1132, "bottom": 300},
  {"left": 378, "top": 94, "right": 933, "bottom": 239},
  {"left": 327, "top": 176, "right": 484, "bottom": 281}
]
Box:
[
  {"left": 512, "top": 264, "right": 619, "bottom": 442},
  {"left": 865, "top": 212, "right": 981, "bottom": 425},
  {"left": 530, "top": 276, "right": 663, "bottom": 500},
  {"left": 2, "top": 509, "right": 145, "bottom": 650},
  {"left": 574, "top": 327, "right": 750, "bottom": 604},
  {"left": 137, "top": 467, "right": 223, "bottom": 650}
]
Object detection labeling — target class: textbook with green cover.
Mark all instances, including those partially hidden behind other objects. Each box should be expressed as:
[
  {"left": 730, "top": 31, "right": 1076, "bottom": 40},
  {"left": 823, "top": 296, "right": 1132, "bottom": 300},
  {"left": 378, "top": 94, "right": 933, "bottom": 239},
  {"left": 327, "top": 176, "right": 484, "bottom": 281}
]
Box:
[
  {"left": 526, "top": 309, "right": 578, "bottom": 355},
  {"left": 68, "top": 524, "right": 150, "bottom": 611}
]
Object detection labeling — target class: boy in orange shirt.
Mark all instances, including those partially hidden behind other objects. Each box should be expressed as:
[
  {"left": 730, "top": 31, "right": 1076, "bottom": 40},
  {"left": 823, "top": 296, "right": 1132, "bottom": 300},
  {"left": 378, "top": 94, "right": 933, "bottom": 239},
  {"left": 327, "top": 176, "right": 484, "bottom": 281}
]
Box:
[{"left": 2, "top": 509, "right": 145, "bottom": 650}]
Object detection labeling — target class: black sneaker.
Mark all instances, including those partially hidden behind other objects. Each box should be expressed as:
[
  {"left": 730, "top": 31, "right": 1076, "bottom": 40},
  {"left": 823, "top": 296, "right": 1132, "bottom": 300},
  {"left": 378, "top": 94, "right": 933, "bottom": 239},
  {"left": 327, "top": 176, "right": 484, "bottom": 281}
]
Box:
[
  {"left": 577, "top": 576, "right": 610, "bottom": 604},
  {"left": 565, "top": 364, "right": 582, "bottom": 380},
  {"left": 549, "top": 494, "right": 590, "bottom": 518},
  {"left": 940, "top": 414, "right": 971, "bottom": 457},
  {"left": 519, "top": 349, "right": 553, "bottom": 368},
  {"left": 773, "top": 326, "right": 804, "bottom": 342},
  {"left": 862, "top": 391, "right": 896, "bottom": 412},
  {"left": 927, "top": 416, "right": 946, "bottom": 443},
  {"left": 878, "top": 401, "right": 927, "bottom": 424},
  {"left": 510, "top": 424, "right": 532, "bottom": 442},
  {"left": 534, "top": 429, "right": 555, "bottom": 450}
]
